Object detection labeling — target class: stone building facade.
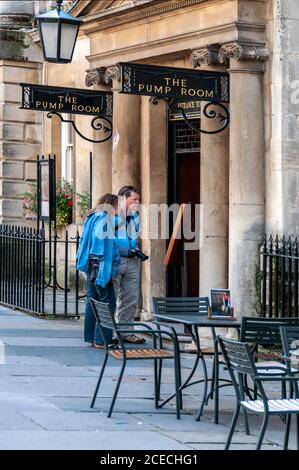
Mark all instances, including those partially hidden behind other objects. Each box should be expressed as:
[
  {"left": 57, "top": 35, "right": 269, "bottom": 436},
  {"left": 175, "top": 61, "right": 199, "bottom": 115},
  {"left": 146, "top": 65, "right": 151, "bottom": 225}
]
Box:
[{"left": 1, "top": 0, "right": 299, "bottom": 318}]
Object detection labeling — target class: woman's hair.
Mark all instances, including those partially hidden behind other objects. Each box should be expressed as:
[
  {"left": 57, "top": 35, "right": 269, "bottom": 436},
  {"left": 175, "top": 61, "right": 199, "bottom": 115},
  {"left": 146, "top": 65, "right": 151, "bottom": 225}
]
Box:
[{"left": 86, "top": 193, "right": 118, "bottom": 217}]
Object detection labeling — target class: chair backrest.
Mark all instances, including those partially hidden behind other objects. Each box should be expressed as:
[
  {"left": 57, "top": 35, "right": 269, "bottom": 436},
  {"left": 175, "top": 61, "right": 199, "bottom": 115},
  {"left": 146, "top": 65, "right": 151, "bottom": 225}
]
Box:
[
  {"left": 218, "top": 336, "right": 256, "bottom": 376},
  {"left": 218, "top": 336, "right": 266, "bottom": 401},
  {"left": 153, "top": 297, "right": 210, "bottom": 318},
  {"left": 90, "top": 298, "right": 116, "bottom": 332},
  {"left": 240, "top": 317, "right": 299, "bottom": 347},
  {"left": 279, "top": 325, "right": 299, "bottom": 358}
]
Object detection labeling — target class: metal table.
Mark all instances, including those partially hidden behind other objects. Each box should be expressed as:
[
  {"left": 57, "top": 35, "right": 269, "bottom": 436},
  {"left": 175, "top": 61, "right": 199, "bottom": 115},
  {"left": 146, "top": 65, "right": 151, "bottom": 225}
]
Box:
[{"left": 153, "top": 313, "right": 240, "bottom": 423}]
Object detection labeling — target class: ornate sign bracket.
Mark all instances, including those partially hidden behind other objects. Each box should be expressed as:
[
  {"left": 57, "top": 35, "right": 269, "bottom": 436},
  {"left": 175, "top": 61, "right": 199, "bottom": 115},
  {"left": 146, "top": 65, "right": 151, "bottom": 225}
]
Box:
[
  {"left": 47, "top": 112, "right": 113, "bottom": 143},
  {"left": 150, "top": 96, "right": 229, "bottom": 135}
]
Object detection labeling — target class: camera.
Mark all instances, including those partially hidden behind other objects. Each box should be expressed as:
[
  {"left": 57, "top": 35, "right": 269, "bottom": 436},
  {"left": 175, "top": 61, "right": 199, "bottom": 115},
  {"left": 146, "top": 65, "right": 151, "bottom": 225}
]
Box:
[{"left": 128, "top": 248, "right": 149, "bottom": 262}]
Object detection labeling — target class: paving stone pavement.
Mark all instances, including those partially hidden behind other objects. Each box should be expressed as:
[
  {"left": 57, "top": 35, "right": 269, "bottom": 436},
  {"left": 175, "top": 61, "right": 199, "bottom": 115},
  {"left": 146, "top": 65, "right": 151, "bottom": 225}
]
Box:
[{"left": 0, "top": 306, "right": 297, "bottom": 450}]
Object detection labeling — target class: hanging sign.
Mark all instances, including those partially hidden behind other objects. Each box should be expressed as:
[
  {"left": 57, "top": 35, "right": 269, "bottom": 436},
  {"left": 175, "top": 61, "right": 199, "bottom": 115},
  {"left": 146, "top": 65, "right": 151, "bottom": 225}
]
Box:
[
  {"left": 20, "top": 83, "right": 113, "bottom": 117},
  {"left": 120, "top": 62, "right": 229, "bottom": 103}
]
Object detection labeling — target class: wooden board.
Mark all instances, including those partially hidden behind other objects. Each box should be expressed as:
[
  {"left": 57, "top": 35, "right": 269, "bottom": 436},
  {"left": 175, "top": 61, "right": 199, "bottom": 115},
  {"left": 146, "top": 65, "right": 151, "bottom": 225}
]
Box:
[{"left": 163, "top": 203, "right": 185, "bottom": 266}]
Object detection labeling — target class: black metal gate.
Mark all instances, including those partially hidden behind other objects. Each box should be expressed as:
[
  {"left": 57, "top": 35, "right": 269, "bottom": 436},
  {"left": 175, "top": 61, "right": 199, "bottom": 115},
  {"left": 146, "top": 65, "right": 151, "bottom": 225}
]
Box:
[
  {"left": 261, "top": 235, "right": 299, "bottom": 318},
  {"left": 0, "top": 224, "right": 84, "bottom": 317}
]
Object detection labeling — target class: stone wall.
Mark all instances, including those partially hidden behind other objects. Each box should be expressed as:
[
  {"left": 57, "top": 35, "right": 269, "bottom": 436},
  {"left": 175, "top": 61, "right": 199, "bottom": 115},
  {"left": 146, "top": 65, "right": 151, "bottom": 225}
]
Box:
[
  {"left": 0, "top": 1, "right": 43, "bottom": 223},
  {"left": 265, "top": 0, "right": 299, "bottom": 236}
]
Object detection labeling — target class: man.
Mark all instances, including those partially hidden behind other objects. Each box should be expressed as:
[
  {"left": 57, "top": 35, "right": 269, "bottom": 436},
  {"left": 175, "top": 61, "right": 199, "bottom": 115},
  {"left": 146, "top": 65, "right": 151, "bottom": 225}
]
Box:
[{"left": 113, "top": 185, "right": 146, "bottom": 344}]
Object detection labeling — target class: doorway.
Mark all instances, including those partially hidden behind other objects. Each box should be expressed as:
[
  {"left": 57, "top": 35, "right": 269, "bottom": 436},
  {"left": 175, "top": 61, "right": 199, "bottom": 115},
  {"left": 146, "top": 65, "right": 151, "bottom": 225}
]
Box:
[{"left": 167, "top": 118, "right": 200, "bottom": 296}]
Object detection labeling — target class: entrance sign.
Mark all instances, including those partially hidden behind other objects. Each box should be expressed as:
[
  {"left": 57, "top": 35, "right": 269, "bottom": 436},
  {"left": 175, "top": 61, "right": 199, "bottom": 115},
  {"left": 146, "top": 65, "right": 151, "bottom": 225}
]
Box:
[
  {"left": 169, "top": 100, "right": 201, "bottom": 121},
  {"left": 20, "top": 83, "right": 113, "bottom": 117},
  {"left": 120, "top": 62, "right": 229, "bottom": 103}
]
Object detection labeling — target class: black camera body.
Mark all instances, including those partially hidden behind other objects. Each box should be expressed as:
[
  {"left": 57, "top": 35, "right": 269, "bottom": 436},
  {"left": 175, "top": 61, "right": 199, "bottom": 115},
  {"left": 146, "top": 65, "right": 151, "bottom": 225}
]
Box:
[{"left": 128, "top": 248, "right": 149, "bottom": 262}]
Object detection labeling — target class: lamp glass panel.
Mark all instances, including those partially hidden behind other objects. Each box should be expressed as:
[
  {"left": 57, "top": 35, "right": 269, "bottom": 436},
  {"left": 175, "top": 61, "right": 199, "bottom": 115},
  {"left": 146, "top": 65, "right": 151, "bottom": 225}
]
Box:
[
  {"left": 40, "top": 22, "right": 59, "bottom": 59},
  {"left": 60, "top": 23, "right": 79, "bottom": 61}
]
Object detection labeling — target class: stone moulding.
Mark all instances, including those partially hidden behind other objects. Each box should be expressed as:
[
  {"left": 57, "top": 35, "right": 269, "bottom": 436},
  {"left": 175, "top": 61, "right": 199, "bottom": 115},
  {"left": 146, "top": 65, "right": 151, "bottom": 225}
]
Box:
[
  {"left": 218, "top": 42, "right": 270, "bottom": 64},
  {"left": 79, "top": 0, "right": 210, "bottom": 33}
]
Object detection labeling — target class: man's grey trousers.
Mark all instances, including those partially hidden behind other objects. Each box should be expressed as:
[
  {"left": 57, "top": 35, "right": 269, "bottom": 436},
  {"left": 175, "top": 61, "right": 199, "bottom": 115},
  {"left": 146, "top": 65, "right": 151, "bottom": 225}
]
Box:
[{"left": 113, "top": 257, "right": 141, "bottom": 330}]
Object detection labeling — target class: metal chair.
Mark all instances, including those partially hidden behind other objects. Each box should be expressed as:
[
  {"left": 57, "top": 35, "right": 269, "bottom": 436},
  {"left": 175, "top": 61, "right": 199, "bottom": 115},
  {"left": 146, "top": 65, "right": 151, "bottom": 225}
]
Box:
[
  {"left": 152, "top": 296, "right": 230, "bottom": 420},
  {"left": 279, "top": 325, "right": 299, "bottom": 449},
  {"left": 240, "top": 316, "right": 299, "bottom": 364},
  {"left": 90, "top": 298, "right": 182, "bottom": 419},
  {"left": 218, "top": 335, "right": 299, "bottom": 450},
  {"left": 240, "top": 317, "right": 299, "bottom": 398}
]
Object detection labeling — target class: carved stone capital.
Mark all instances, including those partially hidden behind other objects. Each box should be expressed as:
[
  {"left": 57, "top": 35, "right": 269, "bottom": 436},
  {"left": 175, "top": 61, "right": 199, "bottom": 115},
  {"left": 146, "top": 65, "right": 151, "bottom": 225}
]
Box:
[
  {"left": 218, "top": 42, "right": 269, "bottom": 64},
  {"left": 190, "top": 46, "right": 220, "bottom": 68},
  {"left": 85, "top": 67, "right": 108, "bottom": 87},
  {"left": 105, "top": 65, "right": 120, "bottom": 84}
]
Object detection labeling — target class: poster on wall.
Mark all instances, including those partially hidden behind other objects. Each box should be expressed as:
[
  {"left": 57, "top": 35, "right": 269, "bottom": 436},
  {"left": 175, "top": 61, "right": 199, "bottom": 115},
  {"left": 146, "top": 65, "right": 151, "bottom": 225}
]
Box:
[{"left": 37, "top": 158, "right": 55, "bottom": 222}]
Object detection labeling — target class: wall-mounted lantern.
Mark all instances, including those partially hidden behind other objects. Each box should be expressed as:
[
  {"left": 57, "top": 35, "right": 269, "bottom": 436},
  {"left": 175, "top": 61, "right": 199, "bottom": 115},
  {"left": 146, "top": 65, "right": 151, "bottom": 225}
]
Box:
[{"left": 36, "top": 0, "right": 82, "bottom": 64}]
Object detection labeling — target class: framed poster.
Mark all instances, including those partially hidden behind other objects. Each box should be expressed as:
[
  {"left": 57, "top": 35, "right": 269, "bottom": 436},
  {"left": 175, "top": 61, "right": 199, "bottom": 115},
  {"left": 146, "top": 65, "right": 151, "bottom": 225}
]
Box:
[
  {"left": 40, "top": 160, "right": 50, "bottom": 219},
  {"left": 209, "top": 288, "right": 235, "bottom": 319},
  {"left": 37, "top": 158, "right": 55, "bottom": 222}
]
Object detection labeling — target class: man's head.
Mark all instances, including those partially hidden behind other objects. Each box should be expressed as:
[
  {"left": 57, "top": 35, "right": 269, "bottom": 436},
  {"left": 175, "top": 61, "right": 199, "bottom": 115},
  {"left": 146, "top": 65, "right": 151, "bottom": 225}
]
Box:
[{"left": 118, "top": 185, "right": 141, "bottom": 213}]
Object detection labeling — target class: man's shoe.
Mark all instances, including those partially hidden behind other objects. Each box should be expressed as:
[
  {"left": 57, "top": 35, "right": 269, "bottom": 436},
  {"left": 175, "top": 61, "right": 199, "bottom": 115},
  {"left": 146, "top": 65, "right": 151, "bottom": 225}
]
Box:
[
  {"left": 122, "top": 334, "right": 146, "bottom": 344},
  {"left": 93, "top": 343, "right": 105, "bottom": 349}
]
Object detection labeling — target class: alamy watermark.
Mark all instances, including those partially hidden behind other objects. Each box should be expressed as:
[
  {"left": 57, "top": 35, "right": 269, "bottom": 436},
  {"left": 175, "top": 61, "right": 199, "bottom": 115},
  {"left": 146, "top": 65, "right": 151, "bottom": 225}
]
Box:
[{"left": 93, "top": 203, "right": 204, "bottom": 251}]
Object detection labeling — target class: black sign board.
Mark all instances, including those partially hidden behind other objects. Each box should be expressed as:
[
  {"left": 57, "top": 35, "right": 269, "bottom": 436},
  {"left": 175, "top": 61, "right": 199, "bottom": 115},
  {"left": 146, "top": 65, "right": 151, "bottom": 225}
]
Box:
[
  {"left": 20, "top": 83, "right": 113, "bottom": 117},
  {"left": 120, "top": 63, "right": 229, "bottom": 103}
]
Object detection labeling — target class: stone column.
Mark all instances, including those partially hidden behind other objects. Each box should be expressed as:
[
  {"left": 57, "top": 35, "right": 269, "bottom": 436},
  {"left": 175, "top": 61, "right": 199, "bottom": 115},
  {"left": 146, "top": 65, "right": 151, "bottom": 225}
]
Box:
[
  {"left": 219, "top": 42, "right": 269, "bottom": 317},
  {"left": 105, "top": 66, "right": 141, "bottom": 194},
  {"left": 85, "top": 67, "right": 113, "bottom": 201},
  {"left": 140, "top": 96, "right": 167, "bottom": 317},
  {"left": 191, "top": 47, "right": 229, "bottom": 296}
]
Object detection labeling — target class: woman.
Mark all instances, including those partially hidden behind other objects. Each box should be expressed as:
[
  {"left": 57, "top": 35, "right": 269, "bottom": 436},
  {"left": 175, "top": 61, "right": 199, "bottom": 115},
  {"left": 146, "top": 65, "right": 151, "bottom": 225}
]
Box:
[{"left": 76, "top": 193, "right": 120, "bottom": 348}]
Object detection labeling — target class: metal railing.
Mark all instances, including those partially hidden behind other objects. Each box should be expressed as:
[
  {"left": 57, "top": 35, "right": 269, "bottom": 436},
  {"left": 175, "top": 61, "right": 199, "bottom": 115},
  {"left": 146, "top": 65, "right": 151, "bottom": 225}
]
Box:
[
  {"left": 0, "top": 224, "right": 84, "bottom": 317},
  {"left": 261, "top": 235, "right": 299, "bottom": 318}
]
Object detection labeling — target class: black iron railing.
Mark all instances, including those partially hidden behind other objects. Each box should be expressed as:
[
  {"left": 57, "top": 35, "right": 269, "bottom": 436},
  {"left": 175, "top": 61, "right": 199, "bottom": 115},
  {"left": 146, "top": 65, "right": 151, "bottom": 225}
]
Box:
[
  {"left": 261, "top": 235, "right": 299, "bottom": 318},
  {"left": 0, "top": 224, "right": 84, "bottom": 317},
  {"left": 0, "top": 225, "right": 45, "bottom": 314}
]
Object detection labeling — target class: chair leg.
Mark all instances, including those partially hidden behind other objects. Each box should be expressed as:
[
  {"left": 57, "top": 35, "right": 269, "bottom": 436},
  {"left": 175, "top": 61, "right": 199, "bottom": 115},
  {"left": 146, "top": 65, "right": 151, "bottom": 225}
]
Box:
[
  {"left": 296, "top": 414, "right": 299, "bottom": 450},
  {"left": 225, "top": 403, "right": 241, "bottom": 450},
  {"left": 209, "top": 355, "right": 216, "bottom": 400},
  {"left": 90, "top": 353, "right": 108, "bottom": 408},
  {"left": 240, "top": 375, "right": 250, "bottom": 435},
  {"left": 256, "top": 413, "right": 269, "bottom": 450},
  {"left": 157, "top": 359, "right": 162, "bottom": 402},
  {"left": 107, "top": 359, "right": 126, "bottom": 418},
  {"left": 243, "top": 409, "right": 250, "bottom": 435},
  {"left": 283, "top": 415, "right": 291, "bottom": 450},
  {"left": 154, "top": 359, "right": 159, "bottom": 409},
  {"left": 174, "top": 356, "right": 181, "bottom": 420},
  {"left": 176, "top": 348, "right": 183, "bottom": 410}
]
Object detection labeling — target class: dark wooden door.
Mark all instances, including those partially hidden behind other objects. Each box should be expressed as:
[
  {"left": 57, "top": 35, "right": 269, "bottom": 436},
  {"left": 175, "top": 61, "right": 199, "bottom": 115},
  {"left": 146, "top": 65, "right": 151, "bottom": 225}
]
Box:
[{"left": 167, "top": 120, "right": 200, "bottom": 296}]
